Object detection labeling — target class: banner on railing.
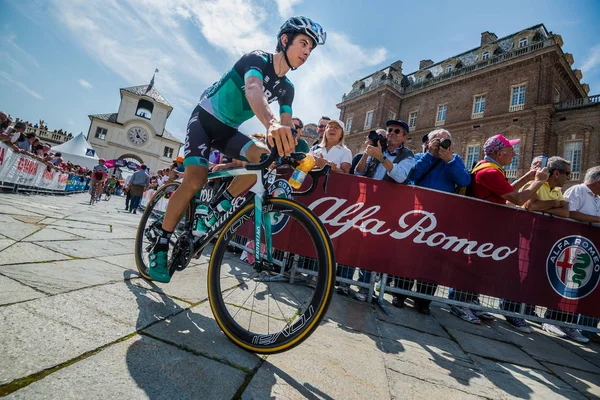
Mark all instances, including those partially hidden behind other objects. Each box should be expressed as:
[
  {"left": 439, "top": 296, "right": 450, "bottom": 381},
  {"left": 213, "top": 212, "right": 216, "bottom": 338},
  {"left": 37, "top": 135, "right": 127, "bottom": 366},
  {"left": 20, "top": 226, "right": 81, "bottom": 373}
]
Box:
[
  {"left": 0, "top": 142, "right": 84, "bottom": 193},
  {"left": 280, "top": 173, "right": 600, "bottom": 317}
]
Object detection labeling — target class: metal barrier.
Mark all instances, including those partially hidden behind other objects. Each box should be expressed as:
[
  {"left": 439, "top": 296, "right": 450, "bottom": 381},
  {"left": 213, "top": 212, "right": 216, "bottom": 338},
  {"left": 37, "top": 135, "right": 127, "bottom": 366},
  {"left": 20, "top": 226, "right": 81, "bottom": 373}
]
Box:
[{"left": 228, "top": 234, "right": 600, "bottom": 334}]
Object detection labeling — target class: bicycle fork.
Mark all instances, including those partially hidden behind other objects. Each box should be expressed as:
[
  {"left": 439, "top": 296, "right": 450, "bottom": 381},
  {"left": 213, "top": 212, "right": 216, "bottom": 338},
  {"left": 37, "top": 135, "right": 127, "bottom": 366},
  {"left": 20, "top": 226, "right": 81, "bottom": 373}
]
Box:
[{"left": 252, "top": 195, "right": 274, "bottom": 273}]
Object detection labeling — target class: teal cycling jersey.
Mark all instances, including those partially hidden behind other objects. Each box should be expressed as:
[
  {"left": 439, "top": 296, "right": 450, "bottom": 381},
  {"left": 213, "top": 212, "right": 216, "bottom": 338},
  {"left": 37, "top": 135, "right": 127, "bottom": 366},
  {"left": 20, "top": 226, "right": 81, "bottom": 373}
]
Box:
[{"left": 198, "top": 50, "right": 295, "bottom": 128}]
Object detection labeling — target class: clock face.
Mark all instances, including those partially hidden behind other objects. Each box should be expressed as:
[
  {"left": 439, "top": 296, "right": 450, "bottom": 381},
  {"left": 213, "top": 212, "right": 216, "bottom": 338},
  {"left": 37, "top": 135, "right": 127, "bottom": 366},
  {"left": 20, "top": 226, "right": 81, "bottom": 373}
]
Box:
[{"left": 127, "top": 127, "right": 148, "bottom": 146}]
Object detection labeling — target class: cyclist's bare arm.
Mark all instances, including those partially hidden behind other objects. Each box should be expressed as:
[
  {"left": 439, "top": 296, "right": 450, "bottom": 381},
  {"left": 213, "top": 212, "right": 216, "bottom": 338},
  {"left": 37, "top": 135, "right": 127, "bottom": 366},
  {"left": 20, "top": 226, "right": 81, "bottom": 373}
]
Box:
[{"left": 245, "top": 76, "right": 294, "bottom": 157}]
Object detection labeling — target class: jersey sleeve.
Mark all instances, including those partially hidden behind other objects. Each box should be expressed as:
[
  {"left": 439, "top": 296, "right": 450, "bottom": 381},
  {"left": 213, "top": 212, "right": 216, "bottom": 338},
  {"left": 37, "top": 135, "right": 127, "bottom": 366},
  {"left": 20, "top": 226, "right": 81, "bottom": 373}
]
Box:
[
  {"left": 278, "top": 79, "right": 294, "bottom": 116},
  {"left": 237, "top": 52, "right": 270, "bottom": 83},
  {"left": 477, "top": 168, "right": 514, "bottom": 197}
]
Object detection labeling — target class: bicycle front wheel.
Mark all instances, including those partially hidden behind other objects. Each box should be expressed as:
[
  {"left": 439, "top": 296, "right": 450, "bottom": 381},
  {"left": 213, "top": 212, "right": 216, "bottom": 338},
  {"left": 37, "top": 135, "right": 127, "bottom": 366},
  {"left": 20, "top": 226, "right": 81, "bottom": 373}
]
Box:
[{"left": 208, "top": 198, "right": 335, "bottom": 354}]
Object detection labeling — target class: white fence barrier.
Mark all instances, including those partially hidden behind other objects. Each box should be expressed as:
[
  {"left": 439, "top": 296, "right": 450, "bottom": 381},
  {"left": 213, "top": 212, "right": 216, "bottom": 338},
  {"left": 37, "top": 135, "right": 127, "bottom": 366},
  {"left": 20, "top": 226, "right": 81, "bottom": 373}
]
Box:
[{"left": 0, "top": 142, "right": 88, "bottom": 194}]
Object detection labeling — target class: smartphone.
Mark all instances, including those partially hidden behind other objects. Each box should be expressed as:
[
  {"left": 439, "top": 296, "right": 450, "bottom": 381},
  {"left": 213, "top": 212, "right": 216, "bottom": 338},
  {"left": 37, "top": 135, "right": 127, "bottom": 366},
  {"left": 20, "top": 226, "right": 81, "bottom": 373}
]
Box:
[{"left": 540, "top": 156, "right": 548, "bottom": 168}]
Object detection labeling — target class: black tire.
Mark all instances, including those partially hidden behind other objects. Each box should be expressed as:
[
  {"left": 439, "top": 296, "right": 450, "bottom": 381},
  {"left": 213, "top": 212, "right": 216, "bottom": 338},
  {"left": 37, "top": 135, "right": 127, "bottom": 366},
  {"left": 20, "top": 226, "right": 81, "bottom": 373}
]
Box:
[
  {"left": 134, "top": 182, "right": 192, "bottom": 280},
  {"left": 207, "top": 198, "right": 335, "bottom": 354}
]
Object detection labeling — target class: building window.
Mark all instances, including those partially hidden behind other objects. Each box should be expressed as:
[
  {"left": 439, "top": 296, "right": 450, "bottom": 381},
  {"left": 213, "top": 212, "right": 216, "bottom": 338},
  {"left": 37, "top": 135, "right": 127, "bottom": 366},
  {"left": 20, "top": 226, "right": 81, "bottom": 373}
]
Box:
[
  {"left": 564, "top": 141, "right": 582, "bottom": 180},
  {"left": 482, "top": 51, "right": 490, "bottom": 61},
  {"left": 163, "top": 146, "right": 174, "bottom": 159},
  {"left": 417, "top": 76, "right": 423, "bottom": 83},
  {"left": 519, "top": 38, "right": 528, "bottom": 48},
  {"left": 408, "top": 111, "right": 418, "bottom": 131},
  {"left": 346, "top": 118, "right": 353, "bottom": 133},
  {"left": 445, "top": 65, "right": 453, "bottom": 73},
  {"left": 94, "top": 127, "right": 107, "bottom": 140},
  {"left": 387, "top": 110, "right": 396, "bottom": 121},
  {"left": 554, "top": 88, "right": 561, "bottom": 103},
  {"left": 510, "top": 84, "right": 526, "bottom": 111},
  {"left": 505, "top": 142, "right": 520, "bottom": 179},
  {"left": 436, "top": 104, "right": 447, "bottom": 126},
  {"left": 466, "top": 145, "right": 480, "bottom": 170},
  {"left": 364, "top": 110, "right": 374, "bottom": 129},
  {"left": 472, "top": 95, "right": 486, "bottom": 118}
]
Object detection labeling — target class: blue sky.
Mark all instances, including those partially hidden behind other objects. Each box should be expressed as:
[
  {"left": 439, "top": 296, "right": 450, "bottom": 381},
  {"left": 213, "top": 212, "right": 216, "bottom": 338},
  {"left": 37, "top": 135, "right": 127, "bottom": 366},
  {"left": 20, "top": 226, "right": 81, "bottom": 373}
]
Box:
[{"left": 1, "top": 0, "right": 599, "bottom": 148}]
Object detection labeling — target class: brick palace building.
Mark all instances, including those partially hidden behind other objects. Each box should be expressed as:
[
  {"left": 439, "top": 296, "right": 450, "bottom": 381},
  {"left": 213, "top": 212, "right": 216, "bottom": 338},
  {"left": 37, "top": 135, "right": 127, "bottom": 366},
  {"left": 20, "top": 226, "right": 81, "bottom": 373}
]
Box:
[{"left": 337, "top": 24, "right": 599, "bottom": 185}]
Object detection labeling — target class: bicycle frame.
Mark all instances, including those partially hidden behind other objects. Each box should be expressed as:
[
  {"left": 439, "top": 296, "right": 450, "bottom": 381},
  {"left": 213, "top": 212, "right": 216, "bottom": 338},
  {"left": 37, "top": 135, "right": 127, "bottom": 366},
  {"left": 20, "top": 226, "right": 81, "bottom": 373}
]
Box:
[
  {"left": 194, "top": 167, "right": 275, "bottom": 270},
  {"left": 188, "top": 161, "right": 329, "bottom": 272}
]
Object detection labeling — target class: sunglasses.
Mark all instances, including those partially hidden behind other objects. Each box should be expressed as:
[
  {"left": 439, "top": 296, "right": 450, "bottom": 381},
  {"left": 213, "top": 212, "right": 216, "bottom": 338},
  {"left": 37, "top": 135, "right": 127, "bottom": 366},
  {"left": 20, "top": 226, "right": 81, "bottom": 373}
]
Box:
[
  {"left": 388, "top": 128, "right": 405, "bottom": 135},
  {"left": 318, "top": 125, "right": 326, "bottom": 129},
  {"left": 294, "top": 124, "right": 303, "bottom": 130}
]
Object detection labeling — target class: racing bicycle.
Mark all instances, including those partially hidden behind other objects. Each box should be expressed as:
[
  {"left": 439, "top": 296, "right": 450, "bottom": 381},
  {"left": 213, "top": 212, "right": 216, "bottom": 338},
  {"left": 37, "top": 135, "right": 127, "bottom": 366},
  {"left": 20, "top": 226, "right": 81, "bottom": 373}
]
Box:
[{"left": 134, "top": 150, "right": 335, "bottom": 353}]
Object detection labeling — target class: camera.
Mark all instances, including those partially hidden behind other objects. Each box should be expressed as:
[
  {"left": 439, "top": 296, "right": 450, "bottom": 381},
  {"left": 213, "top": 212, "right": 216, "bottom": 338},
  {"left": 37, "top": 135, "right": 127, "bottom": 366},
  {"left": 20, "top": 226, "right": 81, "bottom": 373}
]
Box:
[
  {"left": 368, "top": 130, "right": 388, "bottom": 152},
  {"left": 439, "top": 138, "right": 452, "bottom": 149}
]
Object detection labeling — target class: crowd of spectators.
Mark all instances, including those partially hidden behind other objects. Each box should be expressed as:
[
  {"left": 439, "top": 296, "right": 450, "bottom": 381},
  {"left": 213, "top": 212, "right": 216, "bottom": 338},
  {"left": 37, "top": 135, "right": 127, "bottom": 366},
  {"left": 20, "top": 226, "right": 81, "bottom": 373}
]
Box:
[{"left": 0, "top": 111, "right": 91, "bottom": 179}]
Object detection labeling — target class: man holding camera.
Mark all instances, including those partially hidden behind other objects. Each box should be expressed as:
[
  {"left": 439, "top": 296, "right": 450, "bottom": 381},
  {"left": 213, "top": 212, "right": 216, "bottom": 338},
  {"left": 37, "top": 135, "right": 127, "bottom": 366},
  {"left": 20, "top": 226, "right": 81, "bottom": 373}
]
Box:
[
  {"left": 354, "top": 119, "right": 415, "bottom": 182},
  {"left": 353, "top": 120, "right": 415, "bottom": 302},
  {"left": 403, "top": 129, "right": 471, "bottom": 314}
]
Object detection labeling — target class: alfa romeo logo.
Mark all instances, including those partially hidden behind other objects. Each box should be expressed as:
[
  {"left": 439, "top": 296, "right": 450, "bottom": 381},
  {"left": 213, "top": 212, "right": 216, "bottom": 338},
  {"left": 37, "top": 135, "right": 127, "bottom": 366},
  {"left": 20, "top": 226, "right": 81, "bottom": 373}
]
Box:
[
  {"left": 267, "top": 179, "right": 293, "bottom": 235},
  {"left": 547, "top": 235, "right": 600, "bottom": 299}
]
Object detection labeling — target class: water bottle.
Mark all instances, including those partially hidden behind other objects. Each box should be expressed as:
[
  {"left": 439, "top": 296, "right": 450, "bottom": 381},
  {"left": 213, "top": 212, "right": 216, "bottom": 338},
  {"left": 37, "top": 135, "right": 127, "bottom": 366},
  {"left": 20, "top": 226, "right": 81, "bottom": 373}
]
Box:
[{"left": 288, "top": 154, "right": 315, "bottom": 189}]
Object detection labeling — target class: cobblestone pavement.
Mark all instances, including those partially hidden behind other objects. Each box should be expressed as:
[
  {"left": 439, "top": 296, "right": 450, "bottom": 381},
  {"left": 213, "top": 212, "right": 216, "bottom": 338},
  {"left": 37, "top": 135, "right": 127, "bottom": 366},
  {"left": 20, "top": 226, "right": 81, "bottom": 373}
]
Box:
[{"left": 1, "top": 192, "right": 599, "bottom": 399}]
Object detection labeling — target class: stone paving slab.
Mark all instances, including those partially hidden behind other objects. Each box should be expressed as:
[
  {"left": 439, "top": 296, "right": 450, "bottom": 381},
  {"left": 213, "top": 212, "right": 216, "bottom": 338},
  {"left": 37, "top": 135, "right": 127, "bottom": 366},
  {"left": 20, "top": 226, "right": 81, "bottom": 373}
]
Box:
[
  {"left": 0, "top": 217, "right": 41, "bottom": 241},
  {"left": 325, "top": 294, "right": 380, "bottom": 337},
  {"left": 542, "top": 362, "right": 600, "bottom": 399},
  {"left": 376, "top": 300, "right": 450, "bottom": 338},
  {"left": 22, "top": 227, "right": 85, "bottom": 242},
  {"left": 470, "top": 356, "right": 587, "bottom": 400},
  {"left": 6, "top": 335, "right": 246, "bottom": 400},
  {"left": 143, "top": 303, "right": 262, "bottom": 371},
  {"left": 497, "top": 325, "right": 600, "bottom": 373},
  {"left": 0, "top": 204, "right": 42, "bottom": 217},
  {"left": 0, "top": 239, "right": 15, "bottom": 252},
  {"left": 429, "top": 305, "right": 507, "bottom": 342},
  {"left": 447, "top": 329, "right": 547, "bottom": 370},
  {"left": 0, "top": 242, "right": 71, "bottom": 265},
  {"left": 0, "top": 275, "right": 45, "bottom": 305},
  {"left": 379, "top": 320, "right": 471, "bottom": 362},
  {"left": 36, "top": 239, "right": 135, "bottom": 259},
  {"left": 0, "top": 280, "right": 187, "bottom": 385},
  {"left": 10, "top": 216, "right": 45, "bottom": 224},
  {"left": 383, "top": 337, "right": 498, "bottom": 399},
  {"left": 131, "top": 266, "right": 219, "bottom": 304},
  {"left": 388, "top": 369, "right": 490, "bottom": 400},
  {"left": 546, "top": 333, "right": 600, "bottom": 371},
  {"left": 54, "top": 226, "right": 138, "bottom": 240},
  {"left": 0, "top": 259, "right": 131, "bottom": 295},
  {"left": 43, "top": 219, "right": 111, "bottom": 232},
  {"left": 98, "top": 253, "right": 137, "bottom": 270},
  {"left": 243, "top": 321, "right": 388, "bottom": 400}
]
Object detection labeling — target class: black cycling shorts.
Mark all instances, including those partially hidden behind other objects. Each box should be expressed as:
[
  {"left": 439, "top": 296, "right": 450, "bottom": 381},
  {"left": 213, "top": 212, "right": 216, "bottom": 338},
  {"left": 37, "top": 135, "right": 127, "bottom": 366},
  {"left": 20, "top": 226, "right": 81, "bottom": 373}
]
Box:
[{"left": 183, "top": 106, "right": 257, "bottom": 168}]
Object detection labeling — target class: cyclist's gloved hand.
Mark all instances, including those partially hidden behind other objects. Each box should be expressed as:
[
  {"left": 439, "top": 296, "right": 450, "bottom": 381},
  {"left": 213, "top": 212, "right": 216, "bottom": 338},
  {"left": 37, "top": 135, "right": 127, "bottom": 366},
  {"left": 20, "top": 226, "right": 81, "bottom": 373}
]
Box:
[{"left": 267, "top": 122, "right": 294, "bottom": 157}]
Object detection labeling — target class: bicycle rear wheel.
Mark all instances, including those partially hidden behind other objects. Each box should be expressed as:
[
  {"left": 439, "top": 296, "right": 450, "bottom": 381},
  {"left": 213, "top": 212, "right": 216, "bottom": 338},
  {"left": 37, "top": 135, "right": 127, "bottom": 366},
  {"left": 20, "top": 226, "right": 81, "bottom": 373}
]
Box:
[
  {"left": 134, "top": 182, "right": 193, "bottom": 280},
  {"left": 208, "top": 198, "right": 335, "bottom": 354}
]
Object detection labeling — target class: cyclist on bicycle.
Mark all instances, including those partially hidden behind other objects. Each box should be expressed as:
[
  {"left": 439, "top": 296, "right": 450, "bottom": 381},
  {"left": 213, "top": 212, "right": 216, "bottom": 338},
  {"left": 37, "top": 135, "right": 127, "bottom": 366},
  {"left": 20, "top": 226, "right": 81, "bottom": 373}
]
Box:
[
  {"left": 91, "top": 159, "right": 108, "bottom": 196},
  {"left": 105, "top": 175, "right": 117, "bottom": 198},
  {"left": 148, "top": 16, "right": 326, "bottom": 283}
]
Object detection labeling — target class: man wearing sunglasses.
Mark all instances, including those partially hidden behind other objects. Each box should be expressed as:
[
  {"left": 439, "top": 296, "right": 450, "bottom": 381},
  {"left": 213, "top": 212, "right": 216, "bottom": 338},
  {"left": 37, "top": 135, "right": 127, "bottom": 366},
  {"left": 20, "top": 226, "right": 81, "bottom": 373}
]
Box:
[
  {"left": 292, "top": 116, "right": 310, "bottom": 153},
  {"left": 313, "top": 116, "right": 331, "bottom": 147},
  {"left": 354, "top": 119, "right": 415, "bottom": 183}
]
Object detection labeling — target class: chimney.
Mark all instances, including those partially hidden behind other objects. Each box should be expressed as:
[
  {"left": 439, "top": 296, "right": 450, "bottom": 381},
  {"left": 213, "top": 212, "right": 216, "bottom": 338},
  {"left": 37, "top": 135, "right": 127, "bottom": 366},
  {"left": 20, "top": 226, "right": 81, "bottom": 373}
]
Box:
[
  {"left": 419, "top": 59, "right": 434, "bottom": 69},
  {"left": 481, "top": 31, "right": 498, "bottom": 46}
]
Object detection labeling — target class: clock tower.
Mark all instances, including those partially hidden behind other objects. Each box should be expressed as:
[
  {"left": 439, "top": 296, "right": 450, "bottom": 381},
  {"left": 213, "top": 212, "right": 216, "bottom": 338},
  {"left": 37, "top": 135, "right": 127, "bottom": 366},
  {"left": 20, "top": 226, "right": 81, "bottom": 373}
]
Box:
[{"left": 87, "top": 74, "right": 182, "bottom": 175}]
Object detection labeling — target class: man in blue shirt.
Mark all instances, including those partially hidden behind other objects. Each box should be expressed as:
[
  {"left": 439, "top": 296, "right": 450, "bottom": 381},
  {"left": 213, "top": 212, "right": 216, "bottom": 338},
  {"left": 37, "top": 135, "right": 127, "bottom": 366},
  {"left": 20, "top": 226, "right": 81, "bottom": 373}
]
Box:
[
  {"left": 404, "top": 129, "right": 470, "bottom": 314},
  {"left": 410, "top": 129, "right": 470, "bottom": 191}
]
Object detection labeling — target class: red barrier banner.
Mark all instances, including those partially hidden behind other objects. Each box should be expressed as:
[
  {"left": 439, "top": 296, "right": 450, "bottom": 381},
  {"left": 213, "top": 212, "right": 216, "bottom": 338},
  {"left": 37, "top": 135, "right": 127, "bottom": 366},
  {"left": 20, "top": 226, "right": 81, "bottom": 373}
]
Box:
[{"left": 270, "top": 173, "right": 600, "bottom": 317}]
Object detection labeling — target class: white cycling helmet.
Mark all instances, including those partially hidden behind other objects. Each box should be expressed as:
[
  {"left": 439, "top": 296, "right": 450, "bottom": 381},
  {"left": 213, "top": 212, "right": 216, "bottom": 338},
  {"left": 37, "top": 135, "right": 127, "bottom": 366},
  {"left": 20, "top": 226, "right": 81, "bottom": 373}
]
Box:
[{"left": 278, "top": 16, "right": 326, "bottom": 70}]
